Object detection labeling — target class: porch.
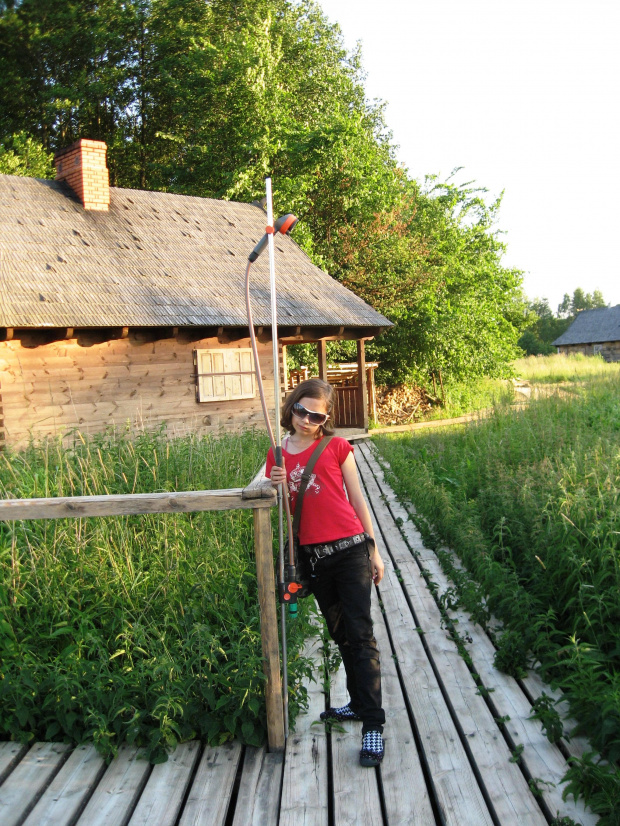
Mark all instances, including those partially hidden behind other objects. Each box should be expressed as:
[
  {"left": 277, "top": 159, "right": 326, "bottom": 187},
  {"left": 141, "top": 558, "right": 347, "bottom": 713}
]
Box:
[{"left": 283, "top": 335, "right": 378, "bottom": 430}]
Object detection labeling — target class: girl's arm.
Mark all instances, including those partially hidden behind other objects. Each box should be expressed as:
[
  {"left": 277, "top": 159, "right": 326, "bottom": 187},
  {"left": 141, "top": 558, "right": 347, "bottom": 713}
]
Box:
[{"left": 341, "top": 452, "right": 384, "bottom": 585}]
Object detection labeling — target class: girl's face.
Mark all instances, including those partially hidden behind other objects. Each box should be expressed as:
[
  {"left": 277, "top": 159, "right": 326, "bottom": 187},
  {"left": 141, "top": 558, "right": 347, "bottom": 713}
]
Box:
[{"left": 291, "top": 395, "right": 329, "bottom": 439}]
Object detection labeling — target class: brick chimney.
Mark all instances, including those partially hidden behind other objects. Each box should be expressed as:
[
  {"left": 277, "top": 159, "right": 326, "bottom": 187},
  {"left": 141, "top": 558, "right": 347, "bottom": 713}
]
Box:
[{"left": 54, "top": 139, "right": 110, "bottom": 211}]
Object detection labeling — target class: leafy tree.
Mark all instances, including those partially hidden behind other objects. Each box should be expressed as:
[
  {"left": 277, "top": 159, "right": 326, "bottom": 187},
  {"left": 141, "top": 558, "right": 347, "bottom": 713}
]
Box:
[
  {"left": 557, "top": 292, "right": 571, "bottom": 318},
  {"left": 389, "top": 177, "right": 525, "bottom": 384},
  {"left": 0, "top": 132, "right": 54, "bottom": 177},
  {"left": 571, "top": 288, "right": 607, "bottom": 314},
  {"left": 0, "top": 0, "right": 527, "bottom": 387},
  {"left": 277, "top": 130, "right": 525, "bottom": 384}
]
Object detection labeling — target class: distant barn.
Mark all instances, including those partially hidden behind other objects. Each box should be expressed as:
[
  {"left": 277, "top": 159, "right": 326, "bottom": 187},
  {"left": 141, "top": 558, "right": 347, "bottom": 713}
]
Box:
[
  {"left": 552, "top": 305, "right": 620, "bottom": 362},
  {"left": 0, "top": 140, "right": 391, "bottom": 447}
]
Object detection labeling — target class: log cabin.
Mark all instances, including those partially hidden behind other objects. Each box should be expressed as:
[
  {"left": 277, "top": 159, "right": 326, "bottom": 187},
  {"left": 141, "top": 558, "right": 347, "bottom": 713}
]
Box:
[
  {"left": 0, "top": 140, "right": 391, "bottom": 448},
  {"left": 552, "top": 305, "right": 620, "bottom": 362}
]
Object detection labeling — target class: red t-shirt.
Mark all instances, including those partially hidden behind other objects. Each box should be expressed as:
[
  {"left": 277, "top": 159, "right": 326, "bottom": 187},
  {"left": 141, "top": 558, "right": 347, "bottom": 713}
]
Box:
[{"left": 265, "top": 436, "right": 363, "bottom": 545}]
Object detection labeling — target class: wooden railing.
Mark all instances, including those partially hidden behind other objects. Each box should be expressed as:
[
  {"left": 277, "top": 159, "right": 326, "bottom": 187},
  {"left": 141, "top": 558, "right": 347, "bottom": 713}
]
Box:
[{"left": 0, "top": 473, "right": 285, "bottom": 753}]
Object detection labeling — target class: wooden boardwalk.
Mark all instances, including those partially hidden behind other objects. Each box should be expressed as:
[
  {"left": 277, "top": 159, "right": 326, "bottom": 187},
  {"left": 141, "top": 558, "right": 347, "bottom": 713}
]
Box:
[{"left": 0, "top": 440, "right": 598, "bottom": 825}]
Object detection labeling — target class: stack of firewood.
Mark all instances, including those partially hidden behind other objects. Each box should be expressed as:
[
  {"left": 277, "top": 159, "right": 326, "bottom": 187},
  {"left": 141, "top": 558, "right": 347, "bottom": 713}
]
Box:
[{"left": 374, "top": 384, "right": 438, "bottom": 425}]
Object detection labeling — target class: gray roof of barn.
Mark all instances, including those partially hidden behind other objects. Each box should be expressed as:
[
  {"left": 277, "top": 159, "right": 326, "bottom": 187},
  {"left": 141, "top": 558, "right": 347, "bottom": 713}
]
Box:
[
  {"left": 552, "top": 305, "right": 620, "bottom": 346},
  {"left": 0, "top": 174, "right": 392, "bottom": 331}
]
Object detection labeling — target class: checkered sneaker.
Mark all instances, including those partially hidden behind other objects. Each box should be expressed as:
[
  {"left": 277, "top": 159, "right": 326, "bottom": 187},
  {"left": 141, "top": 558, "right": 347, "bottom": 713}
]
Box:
[
  {"left": 359, "top": 730, "right": 384, "bottom": 767},
  {"left": 320, "top": 703, "right": 362, "bottom": 722}
]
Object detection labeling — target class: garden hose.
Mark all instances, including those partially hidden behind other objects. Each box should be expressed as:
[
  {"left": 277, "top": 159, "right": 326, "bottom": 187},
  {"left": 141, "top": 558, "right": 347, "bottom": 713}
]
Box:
[{"left": 244, "top": 191, "right": 300, "bottom": 738}]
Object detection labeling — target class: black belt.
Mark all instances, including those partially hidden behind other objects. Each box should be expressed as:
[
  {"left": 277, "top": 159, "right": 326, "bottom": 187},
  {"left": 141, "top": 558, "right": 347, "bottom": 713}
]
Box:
[{"left": 301, "top": 532, "right": 368, "bottom": 560}]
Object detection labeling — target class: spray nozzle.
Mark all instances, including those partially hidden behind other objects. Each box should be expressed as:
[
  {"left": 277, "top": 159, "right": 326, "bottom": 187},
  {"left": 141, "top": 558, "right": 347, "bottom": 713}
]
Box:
[{"left": 248, "top": 213, "right": 298, "bottom": 262}]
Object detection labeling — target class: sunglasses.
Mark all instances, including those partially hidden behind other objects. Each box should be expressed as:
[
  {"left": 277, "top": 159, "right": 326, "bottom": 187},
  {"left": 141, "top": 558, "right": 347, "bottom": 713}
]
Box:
[{"left": 291, "top": 402, "right": 330, "bottom": 426}]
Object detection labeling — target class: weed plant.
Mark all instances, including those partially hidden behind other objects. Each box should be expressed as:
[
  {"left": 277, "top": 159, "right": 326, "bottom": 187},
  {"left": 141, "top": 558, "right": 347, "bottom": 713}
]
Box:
[
  {"left": 375, "top": 374, "right": 620, "bottom": 822},
  {"left": 0, "top": 427, "right": 315, "bottom": 762}
]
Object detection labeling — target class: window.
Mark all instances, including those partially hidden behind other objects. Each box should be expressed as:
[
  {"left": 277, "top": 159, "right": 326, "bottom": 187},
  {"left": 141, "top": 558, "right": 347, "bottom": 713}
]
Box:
[
  {"left": 593, "top": 344, "right": 602, "bottom": 354},
  {"left": 194, "top": 348, "right": 256, "bottom": 402}
]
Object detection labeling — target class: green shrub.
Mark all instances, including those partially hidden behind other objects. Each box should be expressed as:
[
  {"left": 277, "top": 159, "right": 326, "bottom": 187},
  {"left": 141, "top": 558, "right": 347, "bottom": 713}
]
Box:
[{"left": 0, "top": 428, "right": 314, "bottom": 762}]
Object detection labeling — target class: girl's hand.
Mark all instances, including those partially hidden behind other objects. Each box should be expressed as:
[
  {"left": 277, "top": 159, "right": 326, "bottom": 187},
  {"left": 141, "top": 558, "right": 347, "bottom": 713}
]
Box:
[
  {"left": 370, "top": 549, "right": 384, "bottom": 585},
  {"left": 270, "top": 462, "right": 287, "bottom": 487}
]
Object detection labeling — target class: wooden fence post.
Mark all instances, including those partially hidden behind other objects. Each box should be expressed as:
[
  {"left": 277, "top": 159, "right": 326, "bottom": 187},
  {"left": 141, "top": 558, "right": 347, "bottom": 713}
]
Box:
[
  {"left": 317, "top": 339, "right": 328, "bottom": 383},
  {"left": 356, "top": 339, "right": 369, "bottom": 430},
  {"left": 253, "top": 506, "right": 285, "bottom": 752}
]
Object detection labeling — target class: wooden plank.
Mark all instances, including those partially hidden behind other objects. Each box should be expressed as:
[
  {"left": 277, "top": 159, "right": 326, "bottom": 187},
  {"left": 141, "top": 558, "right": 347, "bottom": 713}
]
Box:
[
  {"left": 365, "top": 444, "right": 589, "bottom": 769},
  {"left": 1, "top": 340, "right": 272, "bottom": 370},
  {"left": 75, "top": 744, "right": 151, "bottom": 826},
  {"left": 22, "top": 744, "right": 106, "bottom": 826},
  {"left": 356, "top": 445, "right": 547, "bottom": 825},
  {"left": 369, "top": 589, "right": 435, "bottom": 824},
  {"left": 360, "top": 442, "right": 599, "bottom": 825},
  {"left": 280, "top": 635, "right": 329, "bottom": 826},
  {"left": 253, "top": 507, "right": 285, "bottom": 752},
  {"left": 0, "top": 742, "right": 71, "bottom": 826},
  {"left": 1, "top": 361, "right": 274, "bottom": 390},
  {"left": 367, "top": 412, "right": 491, "bottom": 436},
  {"left": 353, "top": 450, "right": 494, "bottom": 825},
  {"left": 1, "top": 378, "right": 273, "bottom": 410},
  {"left": 0, "top": 487, "right": 274, "bottom": 521},
  {"left": 231, "top": 746, "right": 283, "bottom": 826},
  {"left": 1, "top": 339, "right": 271, "bottom": 369},
  {"left": 408, "top": 514, "right": 590, "bottom": 764},
  {"left": 330, "top": 664, "right": 383, "bottom": 826},
  {"left": 178, "top": 742, "right": 242, "bottom": 826},
  {"left": 0, "top": 362, "right": 200, "bottom": 389},
  {"left": 242, "top": 463, "right": 275, "bottom": 500},
  {"left": 2, "top": 382, "right": 197, "bottom": 405},
  {"left": 372, "top": 543, "right": 494, "bottom": 825},
  {"left": 128, "top": 741, "right": 201, "bottom": 826},
  {"left": 3, "top": 400, "right": 269, "bottom": 430},
  {"left": 0, "top": 742, "right": 28, "bottom": 786},
  {"left": 448, "top": 618, "right": 598, "bottom": 825}
]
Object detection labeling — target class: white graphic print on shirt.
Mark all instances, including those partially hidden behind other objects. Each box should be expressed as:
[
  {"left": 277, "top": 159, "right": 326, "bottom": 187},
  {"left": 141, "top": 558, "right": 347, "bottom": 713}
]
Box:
[{"left": 288, "top": 462, "right": 321, "bottom": 496}]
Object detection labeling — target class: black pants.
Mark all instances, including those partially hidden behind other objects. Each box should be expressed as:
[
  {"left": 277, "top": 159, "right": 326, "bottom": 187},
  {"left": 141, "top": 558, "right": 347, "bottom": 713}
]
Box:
[{"left": 309, "top": 543, "right": 385, "bottom": 734}]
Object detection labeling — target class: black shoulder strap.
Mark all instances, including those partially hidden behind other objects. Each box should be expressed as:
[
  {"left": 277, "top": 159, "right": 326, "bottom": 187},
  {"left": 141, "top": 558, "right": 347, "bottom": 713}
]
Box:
[{"left": 292, "top": 435, "right": 333, "bottom": 538}]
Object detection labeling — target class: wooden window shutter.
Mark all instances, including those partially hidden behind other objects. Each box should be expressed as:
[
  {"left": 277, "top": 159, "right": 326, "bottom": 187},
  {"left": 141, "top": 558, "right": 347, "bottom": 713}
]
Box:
[{"left": 195, "top": 348, "right": 256, "bottom": 402}]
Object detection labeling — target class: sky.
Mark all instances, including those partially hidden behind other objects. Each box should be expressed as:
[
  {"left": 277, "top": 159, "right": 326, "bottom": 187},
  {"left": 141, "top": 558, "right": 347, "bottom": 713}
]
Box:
[{"left": 317, "top": 0, "right": 620, "bottom": 312}]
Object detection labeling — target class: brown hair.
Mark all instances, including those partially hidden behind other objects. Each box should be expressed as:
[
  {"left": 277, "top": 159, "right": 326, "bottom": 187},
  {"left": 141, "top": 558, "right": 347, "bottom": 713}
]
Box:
[{"left": 281, "top": 378, "right": 335, "bottom": 436}]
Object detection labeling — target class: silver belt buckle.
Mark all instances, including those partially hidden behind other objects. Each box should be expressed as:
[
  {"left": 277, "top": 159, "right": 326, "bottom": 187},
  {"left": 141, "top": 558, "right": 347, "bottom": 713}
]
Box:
[{"left": 315, "top": 544, "right": 333, "bottom": 559}]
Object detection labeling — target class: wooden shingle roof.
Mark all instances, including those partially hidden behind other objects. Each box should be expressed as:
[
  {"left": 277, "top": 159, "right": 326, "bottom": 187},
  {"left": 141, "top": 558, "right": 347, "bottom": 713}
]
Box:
[
  {"left": 0, "top": 175, "right": 392, "bottom": 332},
  {"left": 552, "top": 305, "right": 620, "bottom": 346}
]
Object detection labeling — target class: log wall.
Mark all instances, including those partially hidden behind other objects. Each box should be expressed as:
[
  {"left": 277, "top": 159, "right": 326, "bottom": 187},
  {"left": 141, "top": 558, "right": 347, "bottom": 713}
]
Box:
[
  {"left": 0, "top": 335, "right": 275, "bottom": 447},
  {"left": 557, "top": 341, "right": 620, "bottom": 362}
]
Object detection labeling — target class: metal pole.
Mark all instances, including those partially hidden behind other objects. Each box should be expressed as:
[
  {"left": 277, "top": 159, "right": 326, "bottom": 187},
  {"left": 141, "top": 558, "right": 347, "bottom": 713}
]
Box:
[
  {"left": 265, "top": 177, "right": 289, "bottom": 738},
  {"left": 266, "top": 178, "right": 282, "bottom": 440}
]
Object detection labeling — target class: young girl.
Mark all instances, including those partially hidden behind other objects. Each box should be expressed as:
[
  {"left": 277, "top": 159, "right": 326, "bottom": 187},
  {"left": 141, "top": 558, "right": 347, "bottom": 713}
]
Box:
[{"left": 266, "top": 378, "right": 386, "bottom": 767}]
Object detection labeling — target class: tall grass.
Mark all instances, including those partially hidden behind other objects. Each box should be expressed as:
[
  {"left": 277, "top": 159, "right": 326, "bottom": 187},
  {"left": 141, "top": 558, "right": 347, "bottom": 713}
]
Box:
[
  {"left": 0, "top": 428, "right": 314, "bottom": 762},
  {"left": 514, "top": 352, "right": 620, "bottom": 384},
  {"left": 426, "top": 377, "right": 513, "bottom": 419},
  {"left": 375, "top": 375, "right": 620, "bottom": 822},
  {"left": 426, "top": 354, "right": 620, "bottom": 421}
]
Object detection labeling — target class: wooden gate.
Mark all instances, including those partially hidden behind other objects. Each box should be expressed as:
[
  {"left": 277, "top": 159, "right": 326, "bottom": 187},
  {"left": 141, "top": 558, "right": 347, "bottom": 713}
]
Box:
[{"left": 332, "top": 386, "right": 361, "bottom": 427}]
